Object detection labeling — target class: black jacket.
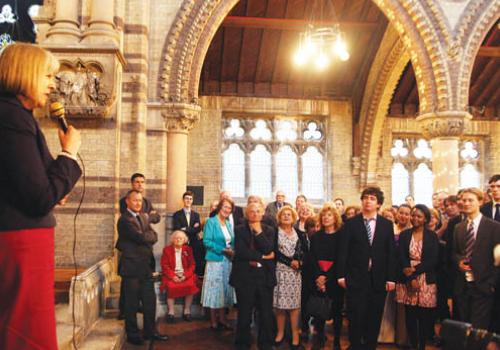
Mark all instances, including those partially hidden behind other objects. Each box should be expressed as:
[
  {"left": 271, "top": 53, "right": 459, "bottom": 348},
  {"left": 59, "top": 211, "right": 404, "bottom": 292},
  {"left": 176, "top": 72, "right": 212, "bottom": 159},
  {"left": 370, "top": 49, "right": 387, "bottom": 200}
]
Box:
[
  {"left": 172, "top": 208, "right": 202, "bottom": 242},
  {"left": 230, "top": 222, "right": 276, "bottom": 288},
  {"left": 116, "top": 211, "right": 158, "bottom": 278},
  {"left": 453, "top": 216, "right": 500, "bottom": 295},
  {"left": 398, "top": 228, "right": 439, "bottom": 285},
  {"left": 275, "top": 227, "right": 308, "bottom": 270},
  {"left": 337, "top": 213, "right": 397, "bottom": 291},
  {"left": 0, "top": 94, "right": 81, "bottom": 231}
]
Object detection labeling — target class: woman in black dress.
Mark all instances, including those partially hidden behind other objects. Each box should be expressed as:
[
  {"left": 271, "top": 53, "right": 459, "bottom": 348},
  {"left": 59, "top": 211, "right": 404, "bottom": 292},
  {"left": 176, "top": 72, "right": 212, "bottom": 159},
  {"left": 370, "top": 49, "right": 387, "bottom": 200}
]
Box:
[{"left": 309, "top": 203, "right": 344, "bottom": 350}]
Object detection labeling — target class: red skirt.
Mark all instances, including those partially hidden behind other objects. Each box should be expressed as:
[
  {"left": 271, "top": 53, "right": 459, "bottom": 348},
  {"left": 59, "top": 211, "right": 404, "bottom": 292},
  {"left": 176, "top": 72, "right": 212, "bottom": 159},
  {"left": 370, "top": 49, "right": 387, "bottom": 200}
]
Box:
[
  {"left": 165, "top": 275, "right": 199, "bottom": 299},
  {"left": 0, "top": 228, "right": 57, "bottom": 350}
]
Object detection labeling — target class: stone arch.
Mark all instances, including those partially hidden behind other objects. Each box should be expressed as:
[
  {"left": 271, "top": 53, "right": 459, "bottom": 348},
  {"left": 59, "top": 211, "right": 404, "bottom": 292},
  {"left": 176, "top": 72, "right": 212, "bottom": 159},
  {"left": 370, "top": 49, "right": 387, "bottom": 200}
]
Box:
[
  {"left": 161, "top": 0, "right": 448, "bottom": 114},
  {"left": 454, "top": 0, "right": 500, "bottom": 111},
  {"left": 358, "top": 37, "right": 410, "bottom": 187}
]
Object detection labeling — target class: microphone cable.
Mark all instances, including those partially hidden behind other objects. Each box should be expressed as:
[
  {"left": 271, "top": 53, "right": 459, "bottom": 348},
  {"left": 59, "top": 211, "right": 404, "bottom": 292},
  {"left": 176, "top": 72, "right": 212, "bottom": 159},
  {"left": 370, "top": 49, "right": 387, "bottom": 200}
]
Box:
[{"left": 71, "top": 152, "right": 85, "bottom": 350}]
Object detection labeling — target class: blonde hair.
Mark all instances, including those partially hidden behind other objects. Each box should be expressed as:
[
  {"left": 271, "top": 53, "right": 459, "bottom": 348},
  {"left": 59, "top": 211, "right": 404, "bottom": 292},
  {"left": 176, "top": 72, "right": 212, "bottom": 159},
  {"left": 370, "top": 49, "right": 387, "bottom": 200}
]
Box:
[
  {"left": 0, "top": 43, "right": 59, "bottom": 105},
  {"left": 276, "top": 205, "right": 298, "bottom": 226},
  {"left": 461, "top": 187, "right": 484, "bottom": 202},
  {"left": 170, "top": 230, "right": 188, "bottom": 245},
  {"left": 299, "top": 202, "right": 315, "bottom": 218},
  {"left": 318, "top": 202, "right": 343, "bottom": 231}
]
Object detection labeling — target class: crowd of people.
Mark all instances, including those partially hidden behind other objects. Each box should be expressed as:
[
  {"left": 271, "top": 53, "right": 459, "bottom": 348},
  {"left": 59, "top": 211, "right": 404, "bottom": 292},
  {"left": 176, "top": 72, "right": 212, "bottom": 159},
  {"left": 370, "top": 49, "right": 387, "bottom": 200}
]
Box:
[{"left": 115, "top": 172, "right": 500, "bottom": 350}]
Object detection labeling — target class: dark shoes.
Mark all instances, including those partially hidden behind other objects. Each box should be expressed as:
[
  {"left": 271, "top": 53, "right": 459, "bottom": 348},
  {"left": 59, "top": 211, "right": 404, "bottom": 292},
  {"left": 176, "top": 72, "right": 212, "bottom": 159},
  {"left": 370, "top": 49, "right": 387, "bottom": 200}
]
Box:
[
  {"left": 166, "top": 314, "right": 175, "bottom": 323},
  {"left": 126, "top": 336, "right": 144, "bottom": 346},
  {"left": 183, "top": 313, "right": 192, "bottom": 322},
  {"left": 143, "top": 333, "right": 169, "bottom": 341}
]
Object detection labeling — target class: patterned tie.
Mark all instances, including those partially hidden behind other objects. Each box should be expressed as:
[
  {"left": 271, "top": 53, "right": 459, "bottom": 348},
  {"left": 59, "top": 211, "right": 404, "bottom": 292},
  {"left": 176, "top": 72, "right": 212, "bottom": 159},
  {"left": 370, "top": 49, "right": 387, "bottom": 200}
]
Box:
[
  {"left": 495, "top": 204, "right": 500, "bottom": 222},
  {"left": 364, "top": 218, "right": 374, "bottom": 245},
  {"left": 465, "top": 220, "right": 475, "bottom": 259}
]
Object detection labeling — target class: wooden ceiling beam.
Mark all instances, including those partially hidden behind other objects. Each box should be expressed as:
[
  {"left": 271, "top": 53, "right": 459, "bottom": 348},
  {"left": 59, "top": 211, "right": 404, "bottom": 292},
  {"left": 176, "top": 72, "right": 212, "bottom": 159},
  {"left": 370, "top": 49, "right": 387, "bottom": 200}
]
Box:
[
  {"left": 222, "top": 16, "right": 378, "bottom": 31},
  {"left": 477, "top": 46, "right": 500, "bottom": 57}
]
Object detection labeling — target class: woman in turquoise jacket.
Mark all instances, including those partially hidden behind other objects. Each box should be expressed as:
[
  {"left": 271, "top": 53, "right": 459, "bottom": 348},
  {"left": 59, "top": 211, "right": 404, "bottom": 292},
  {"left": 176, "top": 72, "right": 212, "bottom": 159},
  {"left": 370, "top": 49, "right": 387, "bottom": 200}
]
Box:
[{"left": 201, "top": 197, "right": 236, "bottom": 330}]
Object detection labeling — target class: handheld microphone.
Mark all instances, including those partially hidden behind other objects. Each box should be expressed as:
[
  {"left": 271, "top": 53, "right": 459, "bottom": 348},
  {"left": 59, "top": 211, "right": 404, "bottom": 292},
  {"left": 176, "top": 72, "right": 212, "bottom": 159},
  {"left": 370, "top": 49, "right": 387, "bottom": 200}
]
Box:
[{"left": 49, "top": 101, "right": 69, "bottom": 133}]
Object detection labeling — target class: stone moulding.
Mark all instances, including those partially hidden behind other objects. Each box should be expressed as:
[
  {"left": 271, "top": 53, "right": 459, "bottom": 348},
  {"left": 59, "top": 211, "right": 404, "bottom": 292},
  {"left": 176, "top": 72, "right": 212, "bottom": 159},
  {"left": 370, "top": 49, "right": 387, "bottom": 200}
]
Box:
[
  {"left": 416, "top": 111, "right": 472, "bottom": 138},
  {"left": 161, "top": 102, "right": 201, "bottom": 133}
]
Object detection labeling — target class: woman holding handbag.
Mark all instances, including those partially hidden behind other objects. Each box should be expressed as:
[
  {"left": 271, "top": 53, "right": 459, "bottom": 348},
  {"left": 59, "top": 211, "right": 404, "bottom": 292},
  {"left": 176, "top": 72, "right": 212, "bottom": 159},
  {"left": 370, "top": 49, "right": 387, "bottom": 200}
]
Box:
[{"left": 309, "top": 203, "right": 344, "bottom": 350}]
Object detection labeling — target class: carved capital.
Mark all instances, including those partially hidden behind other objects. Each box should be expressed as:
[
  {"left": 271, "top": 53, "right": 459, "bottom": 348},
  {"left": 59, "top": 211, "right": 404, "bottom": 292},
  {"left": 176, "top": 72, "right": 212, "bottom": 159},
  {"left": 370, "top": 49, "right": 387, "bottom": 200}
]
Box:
[
  {"left": 162, "top": 103, "right": 201, "bottom": 133},
  {"left": 416, "top": 111, "right": 472, "bottom": 138}
]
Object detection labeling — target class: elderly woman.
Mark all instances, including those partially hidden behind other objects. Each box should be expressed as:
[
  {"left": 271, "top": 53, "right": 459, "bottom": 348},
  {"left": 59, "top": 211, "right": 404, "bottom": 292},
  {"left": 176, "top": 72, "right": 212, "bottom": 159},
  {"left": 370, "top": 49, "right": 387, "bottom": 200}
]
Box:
[
  {"left": 0, "top": 43, "right": 82, "bottom": 349},
  {"left": 161, "top": 230, "right": 199, "bottom": 323},
  {"left": 309, "top": 203, "right": 344, "bottom": 350},
  {"left": 274, "top": 206, "right": 307, "bottom": 349},
  {"left": 202, "top": 197, "right": 236, "bottom": 330},
  {"left": 295, "top": 194, "right": 307, "bottom": 212}
]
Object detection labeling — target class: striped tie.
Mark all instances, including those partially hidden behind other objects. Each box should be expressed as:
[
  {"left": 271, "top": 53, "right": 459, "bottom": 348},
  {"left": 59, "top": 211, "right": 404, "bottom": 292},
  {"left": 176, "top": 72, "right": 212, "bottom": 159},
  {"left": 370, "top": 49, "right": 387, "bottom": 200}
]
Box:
[
  {"left": 465, "top": 220, "right": 475, "bottom": 259},
  {"left": 364, "top": 218, "right": 373, "bottom": 245}
]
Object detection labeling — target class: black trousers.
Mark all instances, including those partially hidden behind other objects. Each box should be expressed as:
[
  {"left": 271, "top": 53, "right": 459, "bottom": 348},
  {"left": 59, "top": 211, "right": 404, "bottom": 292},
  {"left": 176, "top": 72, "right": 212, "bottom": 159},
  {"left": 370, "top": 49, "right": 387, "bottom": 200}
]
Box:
[
  {"left": 122, "top": 277, "right": 157, "bottom": 338},
  {"left": 234, "top": 273, "right": 274, "bottom": 350},
  {"left": 312, "top": 284, "right": 344, "bottom": 340},
  {"left": 405, "top": 305, "right": 434, "bottom": 350},
  {"left": 456, "top": 282, "right": 495, "bottom": 330},
  {"left": 346, "top": 284, "right": 387, "bottom": 350}
]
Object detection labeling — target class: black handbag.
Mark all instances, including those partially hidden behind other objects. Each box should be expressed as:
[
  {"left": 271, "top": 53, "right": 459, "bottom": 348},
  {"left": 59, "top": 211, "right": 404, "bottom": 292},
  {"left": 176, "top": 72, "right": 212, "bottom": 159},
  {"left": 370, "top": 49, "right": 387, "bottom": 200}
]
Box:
[{"left": 306, "top": 293, "right": 332, "bottom": 320}]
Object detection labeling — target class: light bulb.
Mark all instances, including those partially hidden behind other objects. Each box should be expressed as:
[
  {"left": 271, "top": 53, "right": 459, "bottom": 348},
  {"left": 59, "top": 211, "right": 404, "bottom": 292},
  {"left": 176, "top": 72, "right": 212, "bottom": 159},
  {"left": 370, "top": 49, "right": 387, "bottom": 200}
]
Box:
[
  {"left": 293, "top": 48, "right": 307, "bottom": 66},
  {"left": 338, "top": 50, "right": 350, "bottom": 61},
  {"left": 314, "top": 53, "right": 329, "bottom": 70}
]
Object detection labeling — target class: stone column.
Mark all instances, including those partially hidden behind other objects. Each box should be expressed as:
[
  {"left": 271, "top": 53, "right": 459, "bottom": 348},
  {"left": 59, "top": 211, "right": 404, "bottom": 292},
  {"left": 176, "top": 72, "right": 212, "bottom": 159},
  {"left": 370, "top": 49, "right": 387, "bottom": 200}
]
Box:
[
  {"left": 45, "top": 0, "right": 80, "bottom": 43},
  {"left": 81, "top": 0, "right": 118, "bottom": 45},
  {"left": 417, "top": 111, "right": 472, "bottom": 194},
  {"left": 163, "top": 103, "right": 201, "bottom": 212}
]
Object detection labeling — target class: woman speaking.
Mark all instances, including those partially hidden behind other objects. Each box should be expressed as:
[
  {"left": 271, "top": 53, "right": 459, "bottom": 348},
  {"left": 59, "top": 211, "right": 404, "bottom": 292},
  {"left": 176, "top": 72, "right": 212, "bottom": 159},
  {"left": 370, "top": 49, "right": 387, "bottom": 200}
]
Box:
[{"left": 0, "top": 43, "right": 82, "bottom": 349}]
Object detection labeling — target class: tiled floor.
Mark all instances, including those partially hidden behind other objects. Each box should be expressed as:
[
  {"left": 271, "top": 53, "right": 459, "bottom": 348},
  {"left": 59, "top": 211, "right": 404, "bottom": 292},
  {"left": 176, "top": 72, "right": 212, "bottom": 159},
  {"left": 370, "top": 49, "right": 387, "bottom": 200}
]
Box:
[{"left": 122, "top": 312, "right": 440, "bottom": 350}]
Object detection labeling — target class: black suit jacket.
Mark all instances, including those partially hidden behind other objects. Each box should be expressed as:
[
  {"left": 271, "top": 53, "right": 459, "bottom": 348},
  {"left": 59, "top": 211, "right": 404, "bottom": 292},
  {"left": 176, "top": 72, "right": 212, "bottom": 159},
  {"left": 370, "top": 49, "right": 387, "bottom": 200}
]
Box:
[
  {"left": 172, "top": 208, "right": 202, "bottom": 243},
  {"left": 116, "top": 211, "right": 158, "bottom": 278},
  {"left": 119, "top": 196, "right": 160, "bottom": 224},
  {"left": 481, "top": 202, "right": 499, "bottom": 221},
  {"left": 453, "top": 216, "right": 500, "bottom": 295},
  {"left": 210, "top": 205, "right": 245, "bottom": 227},
  {"left": 0, "top": 94, "right": 82, "bottom": 230},
  {"left": 398, "top": 228, "right": 439, "bottom": 284},
  {"left": 337, "top": 213, "right": 397, "bottom": 291},
  {"left": 230, "top": 222, "right": 276, "bottom": 288}
]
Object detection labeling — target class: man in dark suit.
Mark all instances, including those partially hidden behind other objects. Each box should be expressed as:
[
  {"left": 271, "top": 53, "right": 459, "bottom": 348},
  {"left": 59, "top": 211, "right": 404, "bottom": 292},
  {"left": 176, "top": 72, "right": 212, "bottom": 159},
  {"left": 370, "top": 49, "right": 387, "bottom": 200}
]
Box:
[
  {"left": 119, "top": 173, "right": 161, "bottom": 224},
  {"left": 118, "top": 173, "right": 160, "bottom": 319},
  {"left": 480, "top": 174, "right": 500, "bottom": 333},
  {"left": 453, "top": 187, "right": 500, "bottom": 330},
  {"left": 481, "top": 174, "right": 500, "bottom": 222},
  {"left": 210, "top": 191, "right": 245, "bottom": 227},
  {"left": 337, "top": 186, "right": 396, "bottom": 350},
  {"left": 230, "top": 202, "right": 276, "bottom": 350},
  {"left": 172, "top": 191, "right": 205, "bottom": 276},
  {"left": 116, "top": 190, "right": 168, "bottom": 345},
  {"left": 264, "top": 190, "right": 291, "bottom": 222}
]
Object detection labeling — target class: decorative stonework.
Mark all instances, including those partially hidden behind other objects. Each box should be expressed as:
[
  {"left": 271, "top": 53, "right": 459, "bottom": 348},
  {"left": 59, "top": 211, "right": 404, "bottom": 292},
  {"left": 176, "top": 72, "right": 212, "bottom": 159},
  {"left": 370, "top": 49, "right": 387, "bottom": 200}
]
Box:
[
  {"left": 359, "top": 38, "right": 410, "bottom": 188},
  {"left": 52, "top": 60, "right": 113, "bottom": 118},
  {"left": 162, "top": 103, "right": 201, "bottom": 133},
  {"left": 416, "top": 111, "right": 472, "bottom": 138},
  {"left": 455, "top": 0, "right": 500, "bottom": 111}
]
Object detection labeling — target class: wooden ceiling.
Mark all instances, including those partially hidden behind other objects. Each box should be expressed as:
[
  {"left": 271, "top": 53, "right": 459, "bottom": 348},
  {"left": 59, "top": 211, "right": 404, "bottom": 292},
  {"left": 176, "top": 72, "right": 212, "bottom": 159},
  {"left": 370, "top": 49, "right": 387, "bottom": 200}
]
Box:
[
  {"left": 390, "top": 21, "right": 500, "bottom": 119},
  {"left": 199, "top": 0, "right": 388, "bottom": 116}
]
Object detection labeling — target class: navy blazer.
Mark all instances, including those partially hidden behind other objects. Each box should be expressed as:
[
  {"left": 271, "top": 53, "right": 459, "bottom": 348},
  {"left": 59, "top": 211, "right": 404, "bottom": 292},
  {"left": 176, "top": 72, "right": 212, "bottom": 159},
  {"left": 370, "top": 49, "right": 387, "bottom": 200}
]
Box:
[
  {"left": 0, "top": 94, "right": 81, "bottom": 230},
  {"left": 398, "top": 228, "right": 439, "bottom": 284},
  {"left": 337, "top": 213, "right": 397, "bottom": 291}
]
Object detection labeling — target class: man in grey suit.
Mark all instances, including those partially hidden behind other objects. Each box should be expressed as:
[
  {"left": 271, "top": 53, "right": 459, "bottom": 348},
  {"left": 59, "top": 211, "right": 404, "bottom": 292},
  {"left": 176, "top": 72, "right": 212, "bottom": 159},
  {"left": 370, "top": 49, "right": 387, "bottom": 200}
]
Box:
[
  {"left": 453, "top": 187, "right": 500, "bottom": 330},
  {"left": 264, "top": 190, "right": 291, "bottom": 221}
]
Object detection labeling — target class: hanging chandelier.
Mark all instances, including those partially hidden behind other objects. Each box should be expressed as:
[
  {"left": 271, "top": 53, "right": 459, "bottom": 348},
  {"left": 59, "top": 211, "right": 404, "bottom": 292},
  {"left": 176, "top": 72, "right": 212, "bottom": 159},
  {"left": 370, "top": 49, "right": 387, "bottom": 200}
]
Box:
[{"left": 293, "top": 0, "right": 349, "bottom": 70}]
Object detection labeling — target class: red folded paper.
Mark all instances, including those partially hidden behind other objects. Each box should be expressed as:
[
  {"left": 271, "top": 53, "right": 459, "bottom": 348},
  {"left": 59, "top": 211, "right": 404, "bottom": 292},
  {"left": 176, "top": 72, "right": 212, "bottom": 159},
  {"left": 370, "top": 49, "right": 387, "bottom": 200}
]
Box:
[{"left": 318, "top": 260, "right": 334, "bottom": 272}]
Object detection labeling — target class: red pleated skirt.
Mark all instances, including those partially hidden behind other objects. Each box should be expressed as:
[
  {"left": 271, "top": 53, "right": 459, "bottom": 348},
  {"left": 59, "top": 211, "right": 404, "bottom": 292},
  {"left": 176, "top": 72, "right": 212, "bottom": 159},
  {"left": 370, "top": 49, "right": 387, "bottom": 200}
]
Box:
[
  {"left": 165, "top": 275, "right": 199, "bottom": 299},
  {"left": 0, "top": 227, "right": 58, "bottom": 350}
]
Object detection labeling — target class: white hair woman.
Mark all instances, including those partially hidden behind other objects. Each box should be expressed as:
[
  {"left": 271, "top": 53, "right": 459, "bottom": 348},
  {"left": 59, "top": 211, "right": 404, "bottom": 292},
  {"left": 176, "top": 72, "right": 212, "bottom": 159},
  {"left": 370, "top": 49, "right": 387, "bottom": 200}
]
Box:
[
  {"left": 0, "top": 43, "right": 82, "bottom": 349},
  {"left": 160, "top": 230, "right": 199, "bottom": 323}
]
